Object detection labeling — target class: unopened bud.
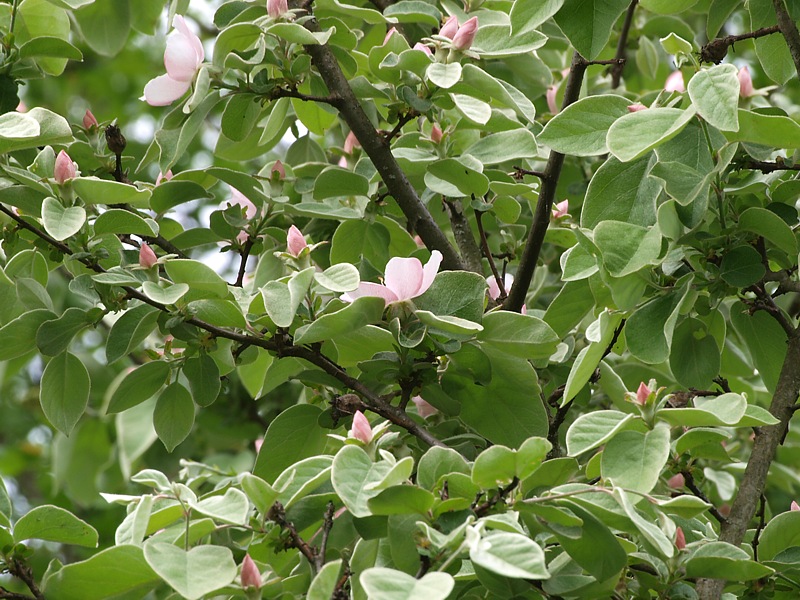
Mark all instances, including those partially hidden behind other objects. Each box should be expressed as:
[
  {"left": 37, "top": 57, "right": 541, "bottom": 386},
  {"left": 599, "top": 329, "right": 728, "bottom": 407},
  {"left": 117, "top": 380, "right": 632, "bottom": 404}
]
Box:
[
  {"left": 439, "top": 15, "right": 459, "bottom": 39},
  {"left": 627, "top": 103, "right": 647, "bottom": 112},
  {"left": 738, "top": 66, "right": 754, "bottom": 98},
  {"left": 139, "top": 243, "right": 158, "bottom": 269},
  {"left": 240, "top": 554, "right": 261, "bottom": 590},
  {"left": 430, "top": 124, "right": 443, "bottom": 143},
  {"left": 451, "top": 16, "right": 478, "bottom": 51},
  {"left": 413, "top": 42, "right": 433, "bottom": 55},
  {"left": 792, "top": 501, "right": 800, "bottom": 511},
  {"left": 156, "top": 170, "right": 173, "bottom": 186},
  {"left": 287, "top": 225, "right": 307, "bottom": 257},
  {"left": 267, "top": 0, "right": 289, "bottom": 19},
  {"left": 54, "top": 150, "right": 76, "bottom": 184},
  {"left": 667, "top": 473, "right": 685, "bottom": 489},
  {"left": 351, "top": 410, "right": 373, "bottom": 444},
  {"left": 105, "top": 124, "right": 127, "bottom": 154},
  {"left": 83, "top": 109, "right": 98, "bottom": 129},
  {"left": 675, "top": 527, "right": 686, "bottom": 550},
  {"left": 271, "top": 160, "right": 285, "bottom": 180},
  {"left": 635, "top": 382, "right": 651, "bottom": 405}
]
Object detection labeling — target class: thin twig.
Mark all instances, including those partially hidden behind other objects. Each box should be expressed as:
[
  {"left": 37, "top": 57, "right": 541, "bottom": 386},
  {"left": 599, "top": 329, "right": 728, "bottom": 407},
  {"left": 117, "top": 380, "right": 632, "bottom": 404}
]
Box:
[
  {"left": 772, "top": 0, "right": 800, "bottom": 79},
  {"left": 681, "top": 470, "right": 728, "bottom": 524},
  {"left": 234, "top": 236, "right": 254, "bottom": 287},
  {"left": 383, "top": 111, "right": 417, "bottom": 143},
  {"left": 700, "top": 25, "right": 781, "bottom": 63},
  {"left": 5, "top": 559, "right": 44, "bottom": 600},
  {"left": 752, "top": 494, "right": 767, "bottom": 561},
  {"left": 268, "top": 502, "right": 319, "bottom": 570},
  {"left": 611, "top": 0, "right": 638, "bottom": 88},
  {"left": 737, "top": 159, "right": 800, "bottom": 173},
  {"left": 473, "top": 477, "right": 520, "bottom": 517},
  {"left": 475, "top": 208, "right": 503, "bottom": 300},
  {"left": 315, "top": 501, "right": 336, "bottom": 572},
  {"left": 504, "top": 52, "right": 589, "bottom": 312}
]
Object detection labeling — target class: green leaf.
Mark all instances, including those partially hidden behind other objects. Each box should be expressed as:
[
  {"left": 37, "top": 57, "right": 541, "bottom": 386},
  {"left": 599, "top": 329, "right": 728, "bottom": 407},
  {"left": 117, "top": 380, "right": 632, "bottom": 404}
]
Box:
[
  {"left": 73, "top": 177, "right": 151, "bottom": 207},
  {"left": 685, "top": 541, "right": 774, "bottom": 580},
  {"left": 42, "top": 545, "right": 159, "bottom": 600},
  {"left": 725, "top": 110, "right": 800, "bottom": 148},
  {"left": 554, "top": 0, "right": 630, "bottom": 60},
  {"left": 601, "top": 424, "right": 670, "bottom": 493},
  {"left": 687, "top": 64, "right": 739, "bottom": 131},
  {"left": 314, "top": 263, "right": 360, "bottom": 292},
  {"left": 143, "top": 543, "right": 237, "bottom": 600},
  {"left": 451, "top": 94, "right": 492, "bottom": 125},
  {"left": 563, "top": 311, "right": 625, "bottom": 403},
  {"left": 40, "top": 351, "right": 90, "bottom": 436},
  {"left": 308, "top": 560, "right": 343, "bottom": 600},
  {"left": 510, "top": 0, "right": 564, "bottom": 35},
  {"left": 594, "top": 221, "right": 662, "bottom": 277},
  {"left": 253, "top": 404, "right": 329, "bottom": 481},
  {"left": 14, "top": 505, "right": 97, "bottom": 547},
  {"left": 221, "top": 94, "right": 261, "bottom": 142},
  {"left": 469, "top": 531, "right": 549, "bottom": 579},
  {"left": 472, "top": 25, "right": 547, "bottom": 58},
  {"left": 0, "top": 108, "right": 71, "bottom": 153},
  {"left": 730, "top": 301, "right": 787, "bottom": 392},
  {"left": 539, "top": 95, "right": 632, "bottom": 156},
  {"left": 15, "top": 0, "right": 70, "bottom": 75},
  {"left": 266, "top": 22, "right": 333, "bottom": 45},
  {"left": 660, "top": 32, "right": 694, "bottom": 55},
  {"left": 426, "top": 62, "right": 462, "bottom": 89},
  {"left": 313, "top": 167, "right": 370, "bottom": 199},
  {"left": 657, "top": 393, "right": 747, "bottom": 427},
  {"left": 607, "top": 107, "right": 697, "bottom": 162},
  {"left": 183, "top": 354, "right": 220, "bottom": 408},
  {"left": 417, "top": 446, "right": 471, "bottom": 491},
  {"left": 188, "top": 299, "right": 247, "bottom": 328},
  {"left": 566, "top": 410, "right": 635, "bottom": 456},
  {"left": 164, "top": 260, "right": 229, "bottom": 300},
  {"left": 93, "top": 209, "right": 158, "bottom": 237},
  {"left": 18, "top": 36, "right": 83, "bottom": 60},
  {"left": 0, "top": 309, "right": 56, "bottom": 361},
  {"left": 414, "top": 271, "right": 486, "bottom": 322},
  {"left": 669, "top": 318, "right": 720, "bottom": 389},
  {"left": 614, "top": 488, "right": 674, "bottom": 558},
  {"left": 73, "top": 0, "right": 131, "bottom": 56},
  {"left": 261, "top": 267, "right": 315, "bottom": 327},
  {"left": 626, "top": 281, "right": 691, "bottom": 364},
  {"left": 153, "top": 382, "right": 195, "bottom": 452},
  {"left": 273, "top": 455, "right": 334, "bottom": 507},
  {"left": 36, "top": 307, "right": 90, "bottom": 356},
  {"left": 738, "top": 207, "right": 798, "bottom": 255},
  {"left": 750, "top": 0, "right": 795, "bottom": 84},
  {"left": 190, "top": 488, "right": 249, "bottom": 525},
  {"left": 141, "top": 282, "right": 190, "bottom": 305},
  {"left": 425, "top": 157, "right": 489, "bottom": 197},
  {"left": 332, "top": 445, "right": 401, "bottom": 518},
  {"left": 150, "top": 181, "right": 213, "bottom": 213},
  {"left": 240, "top": 474, "right": 279, "bottom": 516},
  {"left": 641, "top": 0, "right": 698, "bottom": 13},
  {"left": 477, "top": 311, "right": 560, "bottom": 359},
  {"left": 41, "top": 197, "right": 86, "bottom": 241},
  {"left": 294, "top": 296, "right": 386, "bottom": 345},
  {"left": 106, "top": 305, "right": 161, "bottom": 364},
  {"left": 758, "top": 511, "right": 800, "bottom": 562},
  {"left": 720, "top": 245, "right": 765, "bottom": 287},
  {"left": 368, "top": 486, "right": 436, "bottom": 515},
  {"left": 472, "top": 445, "right": 518, "bottom": 488},
  {"left": 581, "top": 155, "right": 659, "bottom": 228},
  {"left": 107, "top": 360, "right": 171, "bottom": 414},
  {"left": 360, "top": 568, "right": 454, "bottom": 600}
]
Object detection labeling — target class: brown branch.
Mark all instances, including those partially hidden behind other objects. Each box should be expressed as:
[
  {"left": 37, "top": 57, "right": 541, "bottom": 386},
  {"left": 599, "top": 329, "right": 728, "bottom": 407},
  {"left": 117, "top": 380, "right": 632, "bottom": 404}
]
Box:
[
  {"left": 268, "top": 501, "right": 319, "bottom": 569},
  {"left": 512, "top": 167, "right": 546, "bottom": 179},
  {"left": 747, "top": 284, "right": 796, "bottom": 337},
  {"left": 610, "top": 0, "right": 638, "bottom": 88},
  {"left": 383, "top": 111, "right": 417, "bottom": 143},
  {"left": 315, "top": 501, "right": 336, "bottom": 572},
  {"left": 752, "top": 494, "right": 767, "bottom": 561},
  {"left": 4, "top": 558, "right": 44, "bottom": 600},
  {"left": 475, "top": 209, "right": 503, "bottom": 300},
  {"left": 299, "top": 20, "right": 464, "bottom": 271},
  {"left": 234, "top": 236, "right": 254, "bottom": 287},
  {"left": 444, "top": 199, "right": 483, "bottom": 273},
  {"left": 473, "top": 476, "right": 519, "bottom": 517},
  {"left": 697, "top": 332, "right": 800, "bottom": 600},
  {"left": 0, "top": 589, "right": 35, "bottom": 600},
  {"left": 681, "top": 470, "right": 727, "bottom": 524},
  {"left": 269, "top": 86, "right": 339, "bottom": 105},
  {"left": 772, "top": 0, "right": 800, "bottom": 79},
  {"left": 504, "top": 52, "right": 589, "bottom": 312},
  {"left": 700, "top": 25, "right": 781, "bottom": 64},
  {"left": 737, "top": 159, "right": 800, "bottom": 173}
]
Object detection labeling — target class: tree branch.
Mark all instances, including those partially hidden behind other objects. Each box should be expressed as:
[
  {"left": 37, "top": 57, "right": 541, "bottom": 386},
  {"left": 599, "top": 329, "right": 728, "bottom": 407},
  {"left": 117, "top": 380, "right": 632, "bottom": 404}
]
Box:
[
  {"left": 299, "top": 19, "right": 464, "bottom": 271},
  {"left": 472, "top": 477, "right": 519, "bottom": 517},
  {"left": 697, "top": 331, "right": 800, "bottom": 599},
  {"left": 737, "top": 159, "right": 800, "bottom": 173},
  {"left": 504, "top": 52, "right": 588, "bottom": 312},
  {"left": 681, "top": 470, "right": 727, "bottom": 524},
  {"left": 444, "top": 199, "right": 483, "bottom": 273},
  {"left": 268, "top": 501, "right": 320, "bottom": 570},
  {"left": 772, "top": 0, "right": 800, "bottom": 79},
  {"left": 475, "top": 209, "right": 503, "bottom": 300},
  {"left": 700, "top": 25, "right": 781, "bottom": 64},
  {"left": 610, "top": 0, "right": 638, "bottom": 88},
  {"left": 4, "top": 559, "right": 44, "bottom": 600}
]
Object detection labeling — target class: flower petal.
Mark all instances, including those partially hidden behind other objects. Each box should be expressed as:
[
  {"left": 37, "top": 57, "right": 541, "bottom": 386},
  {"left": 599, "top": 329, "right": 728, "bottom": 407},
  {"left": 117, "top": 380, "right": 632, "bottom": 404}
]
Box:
[
  {"left": 164, "top": 31, "right": 201, "bottom": 82},
  {"left": 172, "top": 15, "right": 204, "bottom": 64},
  {"left": 143, "top": 74, "right": 192, "bottom": 106},
  {"left": 384, "top": 257, "right": 424, "bottom": 301},
  {"left": 418, "top": 250, "right": 442, "bottom": 296},
  {"left": 341, "top": 282, "right": 398, "bottom": 305}
]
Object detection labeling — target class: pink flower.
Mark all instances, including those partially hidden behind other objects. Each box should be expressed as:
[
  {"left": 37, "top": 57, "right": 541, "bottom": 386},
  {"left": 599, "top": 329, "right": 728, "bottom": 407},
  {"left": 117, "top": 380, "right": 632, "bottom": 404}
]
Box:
[
  {"left": 287, "top": 225, "right": 307, "bottom": 257},
  {"left": 627, "top": 103, "right": 647, "bottom": 112},
  {"left": 546, "top": 85, "right": 559, "bottom": 114},
  {"left": 675, "top": 527, "right": 686, "bottom": 550},
  {"left": 383, "top": 27, "right": 398, "bottom": 44},
  {"left": 413, "top": 42, "right": 433, "bottom": 55},
  {"left": 54, "top": 150, "right": 76, "bottom": 184},
  {"left": 82, "top": 109, "right": 98, "bottom": 129},
  {"left": 229, "top": 187, "right": 257, "bottom": 219},
  {"left": 342, "top": 251, "right": 442, "bottom": 306},
  {"left": 343, "top": 131, "right": 359, "bottom": 154},
  {"left": 139, "top": 243, "right": 158, "bottom": 268},
  {"left": 240, "top": 554, "right": 261, "bottom": 590},
  {"left": 486, "top": 274, "right": 526, "bottom": 313},
  {"left": 452, "top": 17, "right": 478, "bottom": 51},
  {"left": 351, "top": 410, "right": 374, "bottom": 444},
  {"left": 667, "top": 473, "right": 685, "bottom": 489},
  {"left": 430, "top": 124, "right": 443, "bottom": 143},
  {"left": 664, "top": 70, "right": 685, "bottom": 93},
  {"left": 792, "top": 501, "right": 800, "bottom": 511},
  {"left": 552, "top": 199, "right": 569, "bottom": 219},
  {"left": 271, "top": 160, "right": 285, "bottom": 179},
  {"left": 738, "top": 66, "right": 754, "bottom": 98},
  {"left": 267, "top": 0, "right": 289, "bottom": 19},
  {"left": 143, "top": 15, "right": 204, "bottom": 107},
  {"left": 635, "top": 382, "right": 651, "bottom": 405},
  {"left": 412, "top": 396, "right": 438, "bottom": 419},
  {"left": 156, "top": 170, "right": 173, "bottom": 186},
  {"left": 439, "top": 15, "right": 459, "bottom": 39}
]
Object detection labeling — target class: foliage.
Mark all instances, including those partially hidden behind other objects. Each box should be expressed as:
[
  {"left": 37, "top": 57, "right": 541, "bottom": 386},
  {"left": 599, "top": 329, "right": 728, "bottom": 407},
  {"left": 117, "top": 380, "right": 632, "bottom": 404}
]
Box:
[{"left": 0, "top": 0, "right": 800, "bottom": 599}]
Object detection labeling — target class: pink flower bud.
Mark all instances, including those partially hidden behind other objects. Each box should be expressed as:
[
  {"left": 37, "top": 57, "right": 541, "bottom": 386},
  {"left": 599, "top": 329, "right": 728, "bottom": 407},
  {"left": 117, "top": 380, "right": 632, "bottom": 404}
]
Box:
[
  {"left": 54, "top": 150, "right": 76, "bottom": 184},
  {"left": 268, "top": 0, "right": 289, "bottom": 19},
  {"left": 675, "top": 527, "right": 686, "bottom": 550},
  {"left": 139, "top": 243, "right": 158, "bottom": 269},
  {"left": 430, "top": 124, "right": 443, "bottom": 143},
  {"left": 664, "top": 70, "right": 685, "bottom": 93},
  {"left": 551, "top": 199, "right": 569, "bottom": 219},
  {"left": 240, "top": 554, "right": 261, "bottom": 590},
  {"left": 452, "top": 16, "right": 478, "bottom": 51},
  {"left": 635, "top": 382, "right": 651, "bottom": 405},
  {"left": 412, "top": 395, "right": 438, "bottom": 419},
  {"left": 271, "top": 160, "right": 285, "bottom": 179},
  {"left": 738, "top": 66, "right": 754, "bottom": 98},
  {"left": 287, "top": 225, "right": 307, "bottom": 257},
  {"left": 351, "top": 410, "right": 373, "bottom": 444},
  {"left": 343, "top": 131, "right": 360, "bottom": 154},
  {"left": 254, "top": 438, "right": 263, "bottom": 453},
  {"left": 156, "top": 170, "right": 173, "bottom": 186},
  {"left": 383, "top": 27, "right": 398, "bottom": 45},
  {"left": 83, "top": 109, "right": 98, "bottom": 129},
  {"left": 546, "top": 85, "right": 559, "bottom": 114},
  {"left": 16, "top": 101, "right": 27, "bottom": 113},
  {"left": 627, "top": 103, "right": 647, "bottom": 112},
  {"left": 792, "top": 501, "right": 800, "bottom": 511},
  {"left": 439, "top": 15, "right": 459, "bottom": 39},
  {"left": 413, "top": 42, "right": 433, "bottom": 55},
  {"left": 667, "top": 473, "right": 685, "bottom": 489}
]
